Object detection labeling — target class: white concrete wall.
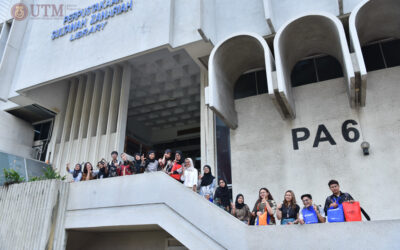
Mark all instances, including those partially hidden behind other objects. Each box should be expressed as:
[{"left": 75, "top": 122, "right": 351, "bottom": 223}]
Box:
[
  {"left": 0, "top": 109, "right": 33, "bottom": 158},
  {"left": 64, "top": 173, "right": 400, "bottom": 250},
  {"left": 0, "top": 0, "right": 370, "bottom": 102},
  {"left": 1, "top": 175, "right": 400, "bottom": 250},
  {"left": 230, "top": 66, "right": 400, "bottom": 221},
  {"left": 0, "top": 180, "right": 69, "bottom": 250},
  {"left": 66, "top": 230, "right": 177, "bottom": 250}
]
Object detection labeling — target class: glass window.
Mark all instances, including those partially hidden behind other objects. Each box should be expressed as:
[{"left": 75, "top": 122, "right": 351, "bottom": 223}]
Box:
[
  {"left": 381, "top": 39, "right": 400, "bottom": 68},
  {"left": 316, "top": 55, "right": 343, "bottom": 82},
  {"left": 33, "top": 124, "right": 41, "bottom": 141},
  {"left": 291, "top": 58, "right": 317, "bottom": 87},
  {"left": 216, "top": 116, "right": 232, "bottom": 185},
  {"left": 234, "top": 72, "right": 257, "bottom": 99},
  {"left": 362, "top": 43, "right": 386, "bottom": 72},
  {"left": 33, "top": 121, "right": 52, "bottom": 141},
  {"left": 234, "top": 69, "right": 268, "bottom": 100},
  {"left": 256, "top": 70, "right": 268, "bottom": 94}
]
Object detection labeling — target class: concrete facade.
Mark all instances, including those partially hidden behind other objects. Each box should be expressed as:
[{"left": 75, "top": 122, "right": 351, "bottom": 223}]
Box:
[
  {"left": 231, "top": 66, "right": 400, "bottom": 221},
  {"left": 1, "top": 176, "right": 400, "bottom": 250},
  {"left": 0, "top": 110, "right": 33, "bottom": 158},
  {"left": 0, "top": 180, "right": 69, "bottom": 250},
  {"left": 0, "top": 0, "right": 400, "bottom": 249}
]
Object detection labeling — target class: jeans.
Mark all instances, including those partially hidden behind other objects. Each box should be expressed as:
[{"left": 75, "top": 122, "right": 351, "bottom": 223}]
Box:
[{"left": 281, "top": 218, "right": 296, "bottom": 225}]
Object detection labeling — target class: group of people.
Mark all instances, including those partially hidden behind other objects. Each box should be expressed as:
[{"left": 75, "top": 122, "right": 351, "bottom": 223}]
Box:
[
  {"left": 66, "top": 149, "right": 199, "bottom": 190},
  {"left": 66, "top": 150, "right": 361, "bottom": 225},
  {"left": 225, "top": 180, "right": 358, "bottom": 225}
]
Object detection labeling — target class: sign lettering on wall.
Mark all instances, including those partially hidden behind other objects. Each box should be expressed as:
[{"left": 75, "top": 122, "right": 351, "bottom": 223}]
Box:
[
  {"left": 51, "top": 0, "right": 133, "bottom": 42},
  {"left": 291, "top": 119, "right": 360, "bottom": 150}
]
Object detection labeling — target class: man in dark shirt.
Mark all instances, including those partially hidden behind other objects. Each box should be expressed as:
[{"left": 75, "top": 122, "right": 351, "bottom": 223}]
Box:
[
  {"left": 324, "top": 179, "right": 354, "bottom": 215},
  {"left": 107, "top": 151, "right": 121, "bottom": 177}
]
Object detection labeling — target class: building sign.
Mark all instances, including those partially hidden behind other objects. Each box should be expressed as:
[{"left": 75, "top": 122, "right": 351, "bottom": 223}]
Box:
[
  {"left": 51, "top": 0, "right": 132, "bottom": 42},
  {"left": 291, "top": 120, "right": 360, "bottom": 150}
]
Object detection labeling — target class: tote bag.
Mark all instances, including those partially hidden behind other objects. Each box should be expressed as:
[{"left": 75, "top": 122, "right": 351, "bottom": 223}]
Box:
[{"left": 343, "top": 201, "right": 362, "bottom": 221}]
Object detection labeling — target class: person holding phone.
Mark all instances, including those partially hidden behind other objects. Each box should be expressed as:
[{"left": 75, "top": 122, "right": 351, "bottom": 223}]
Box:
[
  {"left": 95, "top": 159, "right": 108, "bottom": 179},
  {"left": 159, "top": 149, "right": 173, "bottom": 172}
]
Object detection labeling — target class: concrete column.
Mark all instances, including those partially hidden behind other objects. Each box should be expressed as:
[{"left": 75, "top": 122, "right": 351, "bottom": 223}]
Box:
[
  {"left": 67, "top": 76, "right": 85, "bottom": 165},
  {"left": 46, "top": 111, "right": 62, "bottom": 164},
  {"left": 0, "top": 21, "right": 11, "bottom": 63},
  {"left": 76, "top": 74, "right": 94, "bottom": 163},
  {"left": 115, "top": 64, "right": 131, "bottom": 154},
  {"left": 56, "top": 80, "right": 78, "bottom": 173},
  {"left": 86, "top": 71, "right": 104, "bottom": 163},
  {"left": 0, "top": 14, "right": 29, "bottom": 101},
  {"left": 200, "top": 69, "right": 216, "bottom": 175},
  {"left": 94, "top": 68, "right": 113, "bottom": 160},
  {"left": 104, "top": 65, "right": 122, "bottom": 157}
]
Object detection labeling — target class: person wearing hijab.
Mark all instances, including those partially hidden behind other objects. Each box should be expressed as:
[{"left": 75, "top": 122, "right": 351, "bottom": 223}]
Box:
[
  {"left": 132, "top": 152, "right": 145, "bottom": 174},
  {"left": 145, "top": 150, "right": 159, "bottom": 172},
  {"left": 82, "top": 162, "right": 95, "bottom": 181},
  {"left": 66, "top": 163, "right": 82, "bottom": 182},
  {"left": 198, "top": 165, "right": 216, "bottom": 201},
  {"left": 180, "top": 158, "right": 198, "bottom": 191},
  {"left": 95, "top": 159, "right": 108, "bottom": 179},
  {"left": 231, "top": 194, "right": 251, "bottom": 224},
  {"left": 120, "top": 153, "right": 132, "bottom": 176},
  {"left": 169, "top": 150, "right": 184, "bottom": 182},
  {"left": 159, "top": 149, "right": 173, "bottom": 172},
  {"left": 214, "top": 179, "right": 232, "bottom": 212}
]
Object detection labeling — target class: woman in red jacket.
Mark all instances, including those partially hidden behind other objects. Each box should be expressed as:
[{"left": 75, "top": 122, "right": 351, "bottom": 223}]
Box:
[{"left": 168, "top": 150, "right": 183, "bottom": 182}]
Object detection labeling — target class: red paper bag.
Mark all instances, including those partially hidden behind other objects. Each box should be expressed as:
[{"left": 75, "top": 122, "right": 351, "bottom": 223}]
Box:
[{"left": 342, "top": 201, "right": 362, "bottom": 221}]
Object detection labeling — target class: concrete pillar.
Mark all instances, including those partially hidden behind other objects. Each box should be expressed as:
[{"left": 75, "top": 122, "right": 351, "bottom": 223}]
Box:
[
  {"left": 56, "top": 80, "right": 77, "bottom": 173},
  {"left": 46, "top": 111, "right": 62, "bottom": 164},
  {"left": 94, "top": 68, "right": 113, "bottom": 160},
  {"left": 86, "top": 71, "right": 104, "bottom": 163},
  {"left": 200, "top": 69, "right": 216, "bottom": 175},
  {"left": 0, "top": 21, "right": 11, "bottom": 63},
  {"left": 115, "top": 64, "right": 132, "bottom": 154},
  {"left": 0, "top": 12, "right": 29, "bottom": 101},
  {"left": 76, "top": 74, "right": 94, "bottom": 162},
  {"left": 104, "top": 65, "right": 122, "bottom": 157},
  {"left": 67, "top": 76, "right": 85, "bottom": 165}
]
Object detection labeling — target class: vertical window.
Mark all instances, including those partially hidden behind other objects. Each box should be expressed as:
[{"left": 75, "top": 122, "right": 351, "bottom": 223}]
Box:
[
  {"left": 216, "top": 116, "right": 232, "bottom": 185},
  {"left": 234, "top": 69, "right": 268, "bottom": 100}
]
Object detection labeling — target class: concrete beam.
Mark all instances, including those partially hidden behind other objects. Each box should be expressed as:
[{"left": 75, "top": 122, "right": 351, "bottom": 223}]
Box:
[
  {"left": 207, "top": 32, "right": 275, "bottom": 129},
  {"left": 274, "top": 12, "right": 356, "bottom": 117},
  {"left": 115, "top": 64, "right": 132, "bottom": 154},
  {"left": 56, "top": 80, "right": 77, "bottom": 173},
  {"left": 349, "top": 0, "right": 400, "bottom": 107}
]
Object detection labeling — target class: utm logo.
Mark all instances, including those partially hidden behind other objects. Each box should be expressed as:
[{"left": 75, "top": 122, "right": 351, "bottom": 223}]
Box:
[{"left": 11, "top": 3, "right": 28, "bottom": 21}]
